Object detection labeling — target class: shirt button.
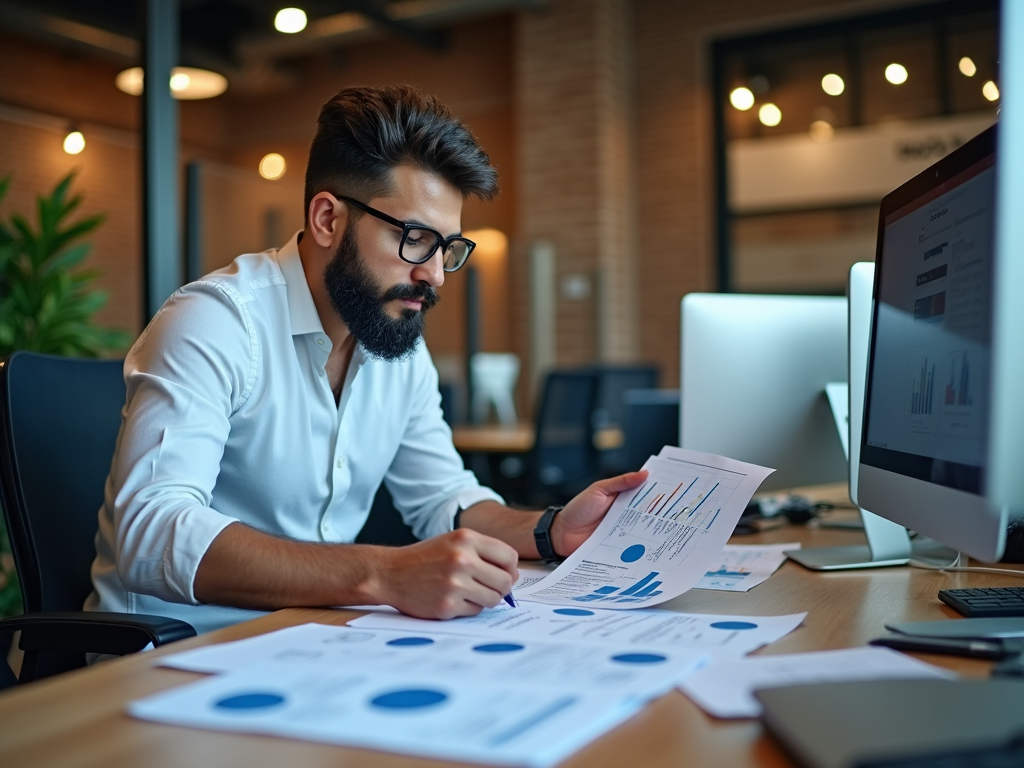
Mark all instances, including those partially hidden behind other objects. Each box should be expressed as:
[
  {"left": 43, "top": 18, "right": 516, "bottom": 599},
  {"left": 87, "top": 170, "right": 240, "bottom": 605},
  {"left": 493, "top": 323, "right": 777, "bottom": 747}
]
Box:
[
  {"left": 320, "top": 520, "right": 330, "bottom": 535},
  {"left": 336, "top": 456, "right": 346, "bottom": 469},
  {"left": 317, "top": 338, "right": 325, "bottom": 346}
]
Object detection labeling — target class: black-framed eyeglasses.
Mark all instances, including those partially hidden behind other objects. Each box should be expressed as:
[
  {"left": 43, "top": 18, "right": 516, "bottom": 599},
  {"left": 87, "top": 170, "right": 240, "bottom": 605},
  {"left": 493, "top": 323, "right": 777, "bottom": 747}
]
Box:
[{"left": 340, "top": 196, "right": 476, "bottom": 273}]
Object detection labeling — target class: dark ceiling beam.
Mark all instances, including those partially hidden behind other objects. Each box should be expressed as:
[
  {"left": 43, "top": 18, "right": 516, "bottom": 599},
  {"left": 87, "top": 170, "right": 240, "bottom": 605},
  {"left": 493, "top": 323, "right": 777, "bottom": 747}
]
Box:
[{"left": 344, "top": 0, "right": 447, "bottom": 52}]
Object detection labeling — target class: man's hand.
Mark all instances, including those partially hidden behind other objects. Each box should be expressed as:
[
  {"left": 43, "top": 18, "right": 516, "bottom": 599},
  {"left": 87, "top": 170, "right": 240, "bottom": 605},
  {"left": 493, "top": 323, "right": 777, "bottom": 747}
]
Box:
[
  {"left": 371, "top": 528, "right": 519, "bottom": 620},
  {"left": 550, "top": 470, "right": 649, "bottom": 557}
]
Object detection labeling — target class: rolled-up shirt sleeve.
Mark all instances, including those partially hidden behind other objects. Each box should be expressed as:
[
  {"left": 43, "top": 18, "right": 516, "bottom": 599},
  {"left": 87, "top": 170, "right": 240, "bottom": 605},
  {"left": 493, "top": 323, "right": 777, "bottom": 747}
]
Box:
[
  {"left": 385, "top": 346, "right": 504, "bottom": 541},
  {"left": 111, "top": 281, "right": 254, "bottom": 604}
]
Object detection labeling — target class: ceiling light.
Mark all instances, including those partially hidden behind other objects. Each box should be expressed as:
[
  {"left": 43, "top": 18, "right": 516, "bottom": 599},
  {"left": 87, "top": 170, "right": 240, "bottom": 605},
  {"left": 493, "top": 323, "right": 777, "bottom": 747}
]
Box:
[
  {"left": 259, "top": 153, "right": 287, "bottom": 180},
  {"left": 959, "top": 57, "right": 977, "bottom": 77},
  {"left": 885, "top": 63, "right": 908, "bottom": 85},
  {"left": 63, "top": 130, "right": 85, "bottom": 155},
  {"left": 821, "top": 74, "right": 845, "bottom": 96},
  {"left": 274, "top": 8, "right": 307, "bottom": 33},
  {"left": 758, "top": 103, "right": 781, "bottom": 127},
  {"left": 983, "top": 80, "right": 1000, "bottom": 102},
  {"left": 809, "top": 120, "right": 834, "bottom": 142},
  {"left": 729, "top": 86, "right": 755, "bottom": 111},
  {"left": 115, "top": 67, "right": 228, "bottom": 100}
]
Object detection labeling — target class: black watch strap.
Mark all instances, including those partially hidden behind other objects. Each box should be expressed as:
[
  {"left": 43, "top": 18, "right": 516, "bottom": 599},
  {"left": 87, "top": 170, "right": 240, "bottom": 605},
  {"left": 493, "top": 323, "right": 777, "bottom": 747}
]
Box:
[{"left": 534, "top": 505, "right": 564, "bottom": 564}]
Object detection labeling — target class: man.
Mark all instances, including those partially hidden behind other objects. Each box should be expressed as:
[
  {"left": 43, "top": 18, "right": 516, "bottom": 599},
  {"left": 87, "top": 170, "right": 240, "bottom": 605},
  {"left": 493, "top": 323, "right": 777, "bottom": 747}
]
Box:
[{"left": 87, "top": 84, "right": 646, "bottom": 634}]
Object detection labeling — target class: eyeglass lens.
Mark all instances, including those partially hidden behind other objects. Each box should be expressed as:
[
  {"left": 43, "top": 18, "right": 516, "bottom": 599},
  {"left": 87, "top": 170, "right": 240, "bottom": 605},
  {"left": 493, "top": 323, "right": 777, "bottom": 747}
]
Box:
[{"left": 401, "top": 228, "right": 472, "bottom": 272}]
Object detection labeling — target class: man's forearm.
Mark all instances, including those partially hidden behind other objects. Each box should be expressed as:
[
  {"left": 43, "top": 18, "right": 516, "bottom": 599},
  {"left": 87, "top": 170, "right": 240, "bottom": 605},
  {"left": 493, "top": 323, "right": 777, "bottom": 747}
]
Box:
[
  {"left": 457, "top": 501, "right": 546, "bottom": 559},
  {"left": 193, "top": 522, "right": 384, "bottom": 609}
]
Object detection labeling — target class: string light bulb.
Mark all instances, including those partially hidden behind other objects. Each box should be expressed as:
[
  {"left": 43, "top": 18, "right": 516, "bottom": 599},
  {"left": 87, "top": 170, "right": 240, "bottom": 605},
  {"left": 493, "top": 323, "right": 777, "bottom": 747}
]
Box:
[
  {"left": 729, "top": 87, "right": 755, "bottom": 111},
  {"left": 959, "top": 57, "right": 977, "bottom": 77},
  {"left": 274, "top": 8, "right": 307, "bottom": 33},
  {"left": 758, "top": 103, "right": 782, "bottom": 127},
  {"left": 63, "top": 130, "right": 85, "bottom": 155},
  {"left": 885, "top": 63, "right": 908, "bottom": 85},
  {"left": 821, "top": 74, "right": 845, "bottom": 96},
  {"left": 983, "top": 80, "right": 1000, "bottom": 102},
  {"left": 259, "top": 153, "right": 287, "bottom": 180}
]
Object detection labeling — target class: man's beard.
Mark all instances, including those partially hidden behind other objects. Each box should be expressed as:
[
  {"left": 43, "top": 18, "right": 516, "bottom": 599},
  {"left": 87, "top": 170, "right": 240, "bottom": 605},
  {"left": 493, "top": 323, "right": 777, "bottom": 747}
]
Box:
[{"left": 323, "top": 224, "right": 439, "bottom": 362}]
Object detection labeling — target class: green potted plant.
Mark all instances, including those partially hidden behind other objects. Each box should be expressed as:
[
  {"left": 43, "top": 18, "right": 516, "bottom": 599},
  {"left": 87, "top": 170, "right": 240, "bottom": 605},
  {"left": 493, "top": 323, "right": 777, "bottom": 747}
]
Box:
[{"left": 0, "top": 172, "right": 131, "bottom": 622}]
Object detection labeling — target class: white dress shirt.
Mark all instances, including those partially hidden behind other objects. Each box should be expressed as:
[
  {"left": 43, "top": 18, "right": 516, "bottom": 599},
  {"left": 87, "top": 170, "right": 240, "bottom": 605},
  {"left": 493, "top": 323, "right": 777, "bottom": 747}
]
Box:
[{"left": 86, "top": 233, "right": 502, "bottom": 634}]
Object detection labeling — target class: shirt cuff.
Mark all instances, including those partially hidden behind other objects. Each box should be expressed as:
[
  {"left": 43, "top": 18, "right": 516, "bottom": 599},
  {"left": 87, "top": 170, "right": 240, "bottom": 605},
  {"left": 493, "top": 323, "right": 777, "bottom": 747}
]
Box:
[{"left": 431, "top": 486, "right": 505, "bottom": 539}]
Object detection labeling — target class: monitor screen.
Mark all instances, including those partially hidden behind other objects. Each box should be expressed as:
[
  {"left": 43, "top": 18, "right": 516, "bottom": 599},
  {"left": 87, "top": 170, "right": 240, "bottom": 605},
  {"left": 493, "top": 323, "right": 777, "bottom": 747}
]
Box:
[{"left": 862, "top": 133, "right": 995, "bottom": 497}]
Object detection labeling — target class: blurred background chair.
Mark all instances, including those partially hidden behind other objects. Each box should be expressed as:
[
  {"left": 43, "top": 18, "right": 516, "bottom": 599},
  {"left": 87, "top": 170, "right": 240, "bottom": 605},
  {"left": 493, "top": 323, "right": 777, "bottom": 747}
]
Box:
[
  {"left": 0, "top": 352, "right": 196, "bottom": 687},
  {"left": 621, "top": 389, "right": 680, "bottom": 471},
  {"left": 585, "top": 365, "right": 659, "bottom": 475},
  {"left": 470, "top": 353, "right": 520, "bottom": 425},
  {"left": 527, "top": 369, "right": 601, "bottom": 506}
]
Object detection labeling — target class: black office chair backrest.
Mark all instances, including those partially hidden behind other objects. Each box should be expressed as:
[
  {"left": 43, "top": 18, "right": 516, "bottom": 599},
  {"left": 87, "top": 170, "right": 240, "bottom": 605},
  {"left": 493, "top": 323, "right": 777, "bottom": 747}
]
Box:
[
  {"left": 532, "top": 370, "right": 599, "bottom": 502},
  {"left": 622, "top": 388, "right": 680, "bottom": 471},
  {"left": 0, "top": 352, "right": 126, "bottom": 614},
  {"left": 586, "top": 365, "right": 659, "bottom": 474}
]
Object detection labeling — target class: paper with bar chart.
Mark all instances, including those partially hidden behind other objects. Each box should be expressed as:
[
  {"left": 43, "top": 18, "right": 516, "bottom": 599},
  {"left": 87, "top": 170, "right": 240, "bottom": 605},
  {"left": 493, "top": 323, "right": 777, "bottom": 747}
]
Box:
[{"left": 516, "top": 449, "right": 774, "bottom": 609}]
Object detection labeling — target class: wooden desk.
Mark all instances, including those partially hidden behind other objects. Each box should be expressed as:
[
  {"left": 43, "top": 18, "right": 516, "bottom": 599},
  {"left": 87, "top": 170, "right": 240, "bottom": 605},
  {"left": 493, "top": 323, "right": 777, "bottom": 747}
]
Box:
[
  {"left": 451, "top": 424, "right": 534, "bottom": 453},
  {"left": 2, "top": 518, "right": 1021, "bottom": 768}
]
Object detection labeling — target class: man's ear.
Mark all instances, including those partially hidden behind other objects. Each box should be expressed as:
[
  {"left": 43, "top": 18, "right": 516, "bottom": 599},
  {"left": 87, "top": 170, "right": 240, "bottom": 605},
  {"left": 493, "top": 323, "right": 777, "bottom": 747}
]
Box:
[{"left": 306, "top": 192, "right": 347, "bottom": 248}]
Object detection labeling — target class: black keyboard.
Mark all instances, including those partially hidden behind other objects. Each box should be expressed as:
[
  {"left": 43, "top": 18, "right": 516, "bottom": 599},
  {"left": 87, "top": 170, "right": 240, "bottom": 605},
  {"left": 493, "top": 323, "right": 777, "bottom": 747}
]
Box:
[{"left": 939, "top": 587, "right": 1024, "bottom": 617}]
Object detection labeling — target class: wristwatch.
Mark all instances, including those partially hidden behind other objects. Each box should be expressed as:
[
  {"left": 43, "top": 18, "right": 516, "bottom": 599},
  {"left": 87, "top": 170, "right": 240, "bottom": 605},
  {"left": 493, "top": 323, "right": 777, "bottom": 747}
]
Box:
[{"left": 534, "top": 505, "right": 565, "bottom": 564}]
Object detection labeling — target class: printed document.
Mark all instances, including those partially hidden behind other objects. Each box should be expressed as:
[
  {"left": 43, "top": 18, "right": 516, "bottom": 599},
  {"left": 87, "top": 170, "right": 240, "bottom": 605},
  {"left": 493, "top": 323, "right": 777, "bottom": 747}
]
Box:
[
  {"left": 516, "top": 449, "right": 773, "bottom": 608},
  {"left": 130, "top": 661, "right": 642, "bottom": 768},
  {"left": 694, "top": 543, "right": 799, "bottom": 592},
  {"left": 350, "top": 602, "right": 805, "bottom": 657},
  {"left": 678, "top": 647, "right": 956, "bottom": 718},
  {"left": 157, "top": 623, "right": 705, "bottom": 697}
]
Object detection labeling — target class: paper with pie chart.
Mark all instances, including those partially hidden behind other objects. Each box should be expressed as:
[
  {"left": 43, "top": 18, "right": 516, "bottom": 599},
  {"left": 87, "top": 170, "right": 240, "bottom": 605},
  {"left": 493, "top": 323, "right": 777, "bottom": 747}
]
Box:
[
  {"left": 516, "top": 448, "right": 774, "bottom": 609},
  {"left": 129, "top": 661, "right": 644, "bottom": 768}
]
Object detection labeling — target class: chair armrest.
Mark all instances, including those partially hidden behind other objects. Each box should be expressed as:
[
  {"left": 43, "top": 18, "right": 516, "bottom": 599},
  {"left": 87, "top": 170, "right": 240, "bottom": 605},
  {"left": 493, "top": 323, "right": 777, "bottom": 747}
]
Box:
[{"left": 0, "top": 611, "right": 196, "bottom": 657}]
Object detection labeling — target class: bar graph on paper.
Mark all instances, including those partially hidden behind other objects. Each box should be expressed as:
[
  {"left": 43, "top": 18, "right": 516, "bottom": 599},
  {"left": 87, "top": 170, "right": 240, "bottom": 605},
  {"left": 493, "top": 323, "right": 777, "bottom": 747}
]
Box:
[{"left": 516, "top": 450, "right": 772, "bottom": 608}]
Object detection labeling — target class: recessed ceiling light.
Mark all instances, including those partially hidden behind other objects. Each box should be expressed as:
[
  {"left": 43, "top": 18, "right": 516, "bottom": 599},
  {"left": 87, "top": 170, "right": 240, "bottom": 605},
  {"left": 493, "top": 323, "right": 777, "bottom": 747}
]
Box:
[
  {"left": 63, "top": 130, "right": 85, "bottom": 155},
  {"left": 959, "top": 57, "right": 977, "bottom": 77},
  {"left": 885, "top": 63, "right": 908, "bottom": 85},
  {"left": 821, "top": 74, "right": 845, "bottom": 96},
  {"left": 983, "top": 80, "right": 1000, "bottom": 102},
  {"left": 758, "top": 103, "right": 782, "bottom": 127},
  {"left": 729, "top": 87, "right": 755, "bottom": 111},
  {"left": 115, "top": 67, "right": 228, "bottom": 100},
  {"left": 274, "top": 8, "right": 307, "bottom": 33},
  {"left": 259, "top": 153, "right": 287, "bottom": 180}
]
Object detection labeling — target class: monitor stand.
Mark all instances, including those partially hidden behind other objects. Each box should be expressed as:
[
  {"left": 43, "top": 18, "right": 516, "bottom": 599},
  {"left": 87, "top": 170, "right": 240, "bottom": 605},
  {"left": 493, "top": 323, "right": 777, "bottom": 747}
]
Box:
[{"left": 786, "top": 384, "right": 955, "bottom": 570}]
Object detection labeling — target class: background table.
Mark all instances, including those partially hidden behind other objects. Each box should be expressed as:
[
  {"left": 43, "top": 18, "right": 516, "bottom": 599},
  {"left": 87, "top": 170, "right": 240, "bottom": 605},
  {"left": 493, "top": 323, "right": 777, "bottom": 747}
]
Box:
[{"left": 2, "top": 505, "right": 1021, "bottom": 768}]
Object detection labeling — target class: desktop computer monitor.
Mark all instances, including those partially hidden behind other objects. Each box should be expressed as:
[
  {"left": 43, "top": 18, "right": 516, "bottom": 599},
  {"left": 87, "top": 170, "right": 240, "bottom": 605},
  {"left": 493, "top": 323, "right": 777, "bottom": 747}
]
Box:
[
  {"left": 679, "top": 294, "right": 847, "bottom": 492},
  {"left": 857, "top": 123, "right": 1008, "bottom": 562}
]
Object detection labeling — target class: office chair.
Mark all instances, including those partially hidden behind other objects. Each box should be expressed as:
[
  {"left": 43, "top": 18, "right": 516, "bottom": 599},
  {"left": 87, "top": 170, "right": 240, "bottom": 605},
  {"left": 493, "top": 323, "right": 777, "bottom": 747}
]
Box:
[
  {"left": 585, "top": 365, "right": 659, "bottom": 475},
  {"left": 0, "top": 352, "right": 196, "bottom": 686},
  {"left": 527, "top": 370, "right": 601, "bottom": 506},
  {"left": 621, "top": 389, "right": 680, "bottom": 471}
]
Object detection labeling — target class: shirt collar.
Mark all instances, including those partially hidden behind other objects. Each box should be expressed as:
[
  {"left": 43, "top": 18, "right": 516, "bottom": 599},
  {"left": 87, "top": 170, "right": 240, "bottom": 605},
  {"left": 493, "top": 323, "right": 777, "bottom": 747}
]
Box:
[{"left": 277, "top": 231, "right": 326, "bottom": 337}]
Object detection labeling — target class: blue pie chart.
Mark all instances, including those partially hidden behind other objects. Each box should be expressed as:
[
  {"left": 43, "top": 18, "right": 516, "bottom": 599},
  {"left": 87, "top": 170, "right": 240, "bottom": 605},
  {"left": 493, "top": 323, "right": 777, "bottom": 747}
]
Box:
[
  {"left": 370, "top": 689, "right": 449, "bottom": 710},
  {"left": 710, "top": 621, "right": 759, "bottom": 630},
  {"left": 554, "top": 608, "right": 594, "bottom": 616},
  {"left": 386, "top": 637, "right": 435, "bottom": 647},
  {"left": 214, "top": 692, "right": 286, "bottom": 711},
  {"left": 620, "top": 544, "right": 646, "bottom": 563},
  {"left": 611, "top": 653, "right": 668, "bottom": 664},
  {"left": 472, "top": 643, "right": 526, "bottom": 653}
]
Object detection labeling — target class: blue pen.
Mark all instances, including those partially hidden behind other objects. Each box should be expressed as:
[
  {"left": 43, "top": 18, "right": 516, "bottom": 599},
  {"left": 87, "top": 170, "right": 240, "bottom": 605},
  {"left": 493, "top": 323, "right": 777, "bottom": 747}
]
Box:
[{"left": 503, "top": 592, "right": 517, "bottom": 608}]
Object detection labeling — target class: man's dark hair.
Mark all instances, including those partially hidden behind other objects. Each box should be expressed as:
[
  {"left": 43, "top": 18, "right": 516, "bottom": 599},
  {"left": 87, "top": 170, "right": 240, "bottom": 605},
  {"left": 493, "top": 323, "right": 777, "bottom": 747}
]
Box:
[{"left": 304, "top": 84, "right": 498, "bottom": 218}]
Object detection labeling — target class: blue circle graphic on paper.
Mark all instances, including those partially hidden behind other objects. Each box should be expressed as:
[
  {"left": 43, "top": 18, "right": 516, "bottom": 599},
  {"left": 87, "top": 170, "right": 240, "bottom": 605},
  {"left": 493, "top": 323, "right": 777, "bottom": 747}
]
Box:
[
  {"left": 553, "top": 608, "right": 595, "bottom": 616},
  {"left": 710, "top": 621, "right": 759, "bottom": 630},
  {"left": 472, "top": 643, "right": 526, "bottom": 654},
  {"left": 386, "top": 637, "right": 435, "bottom": 647},
  {"left": 620, "top": 544, "right": 646, "bottom": 563},
  {"left": 214, "top": 693, "right": 286, "bottom": 711},
  {"left": 611, "top": 653, "right": 668, "bottom": 664},
  {"left": 370, "top": 689, "right": 449, "bottom": 710}
]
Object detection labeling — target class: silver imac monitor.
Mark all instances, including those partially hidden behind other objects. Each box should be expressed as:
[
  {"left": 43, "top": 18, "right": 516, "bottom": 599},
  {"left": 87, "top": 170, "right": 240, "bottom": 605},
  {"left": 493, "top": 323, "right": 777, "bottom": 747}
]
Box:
[
  {"left": 858, "top": 123, "right": 1008, "bottom": 563},
  {"left": 679, "top": 294, "right": 847, "bottom": 492}
]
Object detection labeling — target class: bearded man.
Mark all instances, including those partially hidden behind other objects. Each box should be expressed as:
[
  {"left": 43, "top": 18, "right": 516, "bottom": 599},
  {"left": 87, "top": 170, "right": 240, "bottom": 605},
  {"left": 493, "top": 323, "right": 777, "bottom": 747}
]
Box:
[{"left": 87, "top": 84, "right": 645, "bottom": 634}]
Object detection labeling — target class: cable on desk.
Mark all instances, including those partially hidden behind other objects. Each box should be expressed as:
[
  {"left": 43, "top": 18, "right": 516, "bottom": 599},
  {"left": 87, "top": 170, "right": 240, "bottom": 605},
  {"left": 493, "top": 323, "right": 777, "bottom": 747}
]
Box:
[{"left": 908, "top": 553, "right": 1024, "bottom": 578}]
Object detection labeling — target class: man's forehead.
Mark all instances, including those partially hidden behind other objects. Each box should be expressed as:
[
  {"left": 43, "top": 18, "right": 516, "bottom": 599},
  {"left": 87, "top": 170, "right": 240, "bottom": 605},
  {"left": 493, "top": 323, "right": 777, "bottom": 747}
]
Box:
[{"left": 375, "top": 165, "right": 463, "bottom": 232}]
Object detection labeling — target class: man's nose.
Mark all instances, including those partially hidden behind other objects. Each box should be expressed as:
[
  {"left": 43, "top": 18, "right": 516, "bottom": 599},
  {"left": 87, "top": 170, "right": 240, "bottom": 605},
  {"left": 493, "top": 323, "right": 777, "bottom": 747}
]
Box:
[{"left": 410, "top": 247, "right": 446, "bottom": 288}]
